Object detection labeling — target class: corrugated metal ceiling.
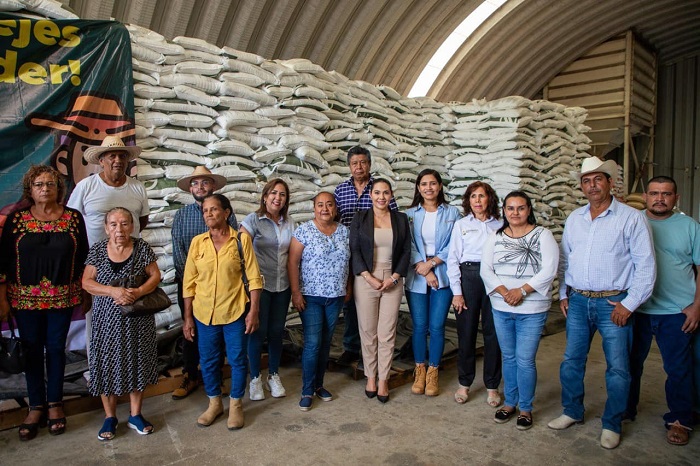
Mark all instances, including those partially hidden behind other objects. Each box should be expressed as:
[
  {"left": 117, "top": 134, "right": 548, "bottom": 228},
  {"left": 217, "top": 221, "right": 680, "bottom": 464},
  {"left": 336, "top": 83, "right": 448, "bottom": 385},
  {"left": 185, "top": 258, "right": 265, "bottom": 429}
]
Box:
[{"left": 64, "top": 0, "right": 700, "bottom": 102}]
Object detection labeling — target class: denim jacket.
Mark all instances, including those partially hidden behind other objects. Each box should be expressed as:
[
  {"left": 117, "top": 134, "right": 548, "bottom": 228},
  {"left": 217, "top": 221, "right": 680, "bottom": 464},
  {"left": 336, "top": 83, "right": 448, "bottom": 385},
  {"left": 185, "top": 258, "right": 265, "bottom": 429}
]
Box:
[{"left": 404, "top": 203, "right": 461, "bottom": 293}]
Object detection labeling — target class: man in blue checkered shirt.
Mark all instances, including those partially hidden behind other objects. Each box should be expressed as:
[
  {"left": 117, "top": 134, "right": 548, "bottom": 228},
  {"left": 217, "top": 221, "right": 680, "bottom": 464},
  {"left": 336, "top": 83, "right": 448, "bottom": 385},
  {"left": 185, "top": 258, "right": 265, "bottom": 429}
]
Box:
[
  {"left": 333, "top": 146, "right": 397, "bottom": 365},
  {"left": 171, "top": 166, "right": 238, "bottom": 399}
]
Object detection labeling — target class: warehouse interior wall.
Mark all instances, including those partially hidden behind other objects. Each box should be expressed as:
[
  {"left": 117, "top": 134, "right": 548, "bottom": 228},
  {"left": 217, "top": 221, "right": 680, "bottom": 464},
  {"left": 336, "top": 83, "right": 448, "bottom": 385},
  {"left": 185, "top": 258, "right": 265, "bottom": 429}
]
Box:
[{"left": 655, "top": 53, "right": 700, "bottom": 220}]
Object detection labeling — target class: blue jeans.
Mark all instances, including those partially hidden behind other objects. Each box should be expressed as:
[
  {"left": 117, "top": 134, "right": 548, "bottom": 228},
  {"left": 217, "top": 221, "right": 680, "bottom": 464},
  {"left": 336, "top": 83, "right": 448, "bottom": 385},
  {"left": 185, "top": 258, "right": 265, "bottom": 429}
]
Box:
[
  {"left": 560, "top": 292, "right": 632, "bottom": 433},
  {"left": 492, "top": 310, "right": 547, "bottom": 412},
  {"left": 627, "top": 312, "right": 693, "bottom": 426},
  {"left": 300, "top": 295, "right": 344, "bottom": 396},
  {"left": 196, "top": 316, "right": 248, "bottom": 399},
  {"left": 406, "top": 287, "right": 453, "bottom": 367},
  {"left": 342, "top": 298, "right": 361, "bottom": 354},
  {"left": 14, "top": 308, "right": 73, "bottom": 406},
  {"left": 248, "top": 288, "right": 291, "bottom": 378}
]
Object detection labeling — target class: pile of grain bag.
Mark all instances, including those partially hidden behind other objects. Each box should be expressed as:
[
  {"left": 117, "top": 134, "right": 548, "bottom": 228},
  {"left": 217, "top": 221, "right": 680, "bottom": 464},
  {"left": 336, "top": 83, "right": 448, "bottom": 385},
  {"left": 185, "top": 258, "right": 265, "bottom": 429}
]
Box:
[{"left": 125, "top": 26, "right": 592, "bottom": 330}]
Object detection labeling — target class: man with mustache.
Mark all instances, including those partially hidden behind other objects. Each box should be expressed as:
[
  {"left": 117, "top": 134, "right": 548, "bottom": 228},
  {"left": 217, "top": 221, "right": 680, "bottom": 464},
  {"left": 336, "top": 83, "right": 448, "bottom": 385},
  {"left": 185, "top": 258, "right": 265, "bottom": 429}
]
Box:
[
  {"left": 624, "top": 176, "right": 699, "bottom": 446},
  {"left": 549, "top": 156, "right": 656, "bottom": 449}
]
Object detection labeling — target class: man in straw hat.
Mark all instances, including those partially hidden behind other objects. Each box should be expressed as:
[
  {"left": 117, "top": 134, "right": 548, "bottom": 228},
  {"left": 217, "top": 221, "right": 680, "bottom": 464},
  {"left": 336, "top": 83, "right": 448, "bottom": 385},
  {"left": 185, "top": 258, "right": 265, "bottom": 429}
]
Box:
[
  {"left": 548, "top": 156, "right": 656, "bottom": 449},
  {"left": 624, "top": 176, "right": 699, "bottom": 446},
  {"left": 67, "top": 135, "right": 148, "bottom": 246},
  {"left": 171, "top": 166, "right": 237, "bottom": 400}
]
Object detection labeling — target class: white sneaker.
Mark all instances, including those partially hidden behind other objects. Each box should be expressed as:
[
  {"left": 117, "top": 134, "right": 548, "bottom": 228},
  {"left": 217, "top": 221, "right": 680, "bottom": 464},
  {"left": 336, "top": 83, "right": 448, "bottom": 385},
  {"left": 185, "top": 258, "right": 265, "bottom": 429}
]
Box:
[
  {"left": 249, "top": 376, "right": 265, "bottom": 401},
  {"left": 265, "top": 373, "right": 287, "bottom": 398}
]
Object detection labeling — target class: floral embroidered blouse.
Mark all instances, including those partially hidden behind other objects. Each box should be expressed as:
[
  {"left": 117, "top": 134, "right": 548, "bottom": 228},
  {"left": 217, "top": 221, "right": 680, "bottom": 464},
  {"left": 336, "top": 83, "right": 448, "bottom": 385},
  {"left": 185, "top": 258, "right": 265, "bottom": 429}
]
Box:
[{"left": 0, "top": 206, "right": 89, "bottom": 310}]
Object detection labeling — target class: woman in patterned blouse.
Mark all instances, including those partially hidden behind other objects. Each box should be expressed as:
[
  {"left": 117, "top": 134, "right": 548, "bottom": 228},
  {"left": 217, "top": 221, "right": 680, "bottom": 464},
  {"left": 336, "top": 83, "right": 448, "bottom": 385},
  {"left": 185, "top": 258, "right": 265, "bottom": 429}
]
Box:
[
  {"left": 288, "top": 192, "right": 351, "bottom": 412},
  {"left": 0, "top": 165, "right": 88, "bottom": 441}
]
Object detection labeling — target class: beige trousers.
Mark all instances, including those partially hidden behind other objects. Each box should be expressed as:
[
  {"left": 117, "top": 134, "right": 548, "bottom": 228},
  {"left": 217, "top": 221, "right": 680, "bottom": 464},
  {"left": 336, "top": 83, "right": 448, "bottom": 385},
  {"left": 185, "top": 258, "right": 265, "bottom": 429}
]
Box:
[{"left": 354, "top": 266, "right": 404, "bottom": 381}]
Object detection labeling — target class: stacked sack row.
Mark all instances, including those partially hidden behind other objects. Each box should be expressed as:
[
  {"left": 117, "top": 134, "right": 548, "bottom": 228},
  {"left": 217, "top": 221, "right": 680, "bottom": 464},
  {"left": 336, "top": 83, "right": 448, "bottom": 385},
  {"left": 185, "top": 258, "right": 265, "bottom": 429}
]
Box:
[
  {"left": 125, "top": 25, "right": 592, "bottom": 331},
  {"left": 447, "top": 96, "right": 597, "bottom": 239}
]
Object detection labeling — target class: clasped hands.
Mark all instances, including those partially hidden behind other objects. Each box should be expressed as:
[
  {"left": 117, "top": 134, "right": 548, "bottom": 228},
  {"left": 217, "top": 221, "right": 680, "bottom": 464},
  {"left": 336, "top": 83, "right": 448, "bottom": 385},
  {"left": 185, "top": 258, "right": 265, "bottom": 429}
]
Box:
[
  {"left": 111, "top": 286, "right": 141, "bottom": 306},
  {"left": 415, "top": 261, "right": 438, "bottom": 289}
]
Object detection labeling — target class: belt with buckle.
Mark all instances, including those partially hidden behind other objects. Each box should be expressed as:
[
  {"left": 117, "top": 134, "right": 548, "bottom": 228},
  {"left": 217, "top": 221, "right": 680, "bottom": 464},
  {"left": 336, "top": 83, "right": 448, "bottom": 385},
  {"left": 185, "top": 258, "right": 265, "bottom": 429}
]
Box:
[{"left": 571, "top": 288, "right": 625, "bottom": 298}]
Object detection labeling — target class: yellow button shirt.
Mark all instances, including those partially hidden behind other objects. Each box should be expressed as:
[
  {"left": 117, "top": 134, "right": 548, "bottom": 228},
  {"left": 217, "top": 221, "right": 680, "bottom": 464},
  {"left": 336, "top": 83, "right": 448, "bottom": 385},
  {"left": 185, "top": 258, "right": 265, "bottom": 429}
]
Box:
[{"left": 183, "top": 227, "right": 263, "bottom": 325}]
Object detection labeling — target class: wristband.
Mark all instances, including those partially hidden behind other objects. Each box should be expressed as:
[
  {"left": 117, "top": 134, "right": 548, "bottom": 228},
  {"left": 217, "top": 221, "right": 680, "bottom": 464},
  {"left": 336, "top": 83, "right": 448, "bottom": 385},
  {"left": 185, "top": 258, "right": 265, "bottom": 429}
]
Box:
[{"left": 520, "top": 287, "right": 527, "bottom": 297}]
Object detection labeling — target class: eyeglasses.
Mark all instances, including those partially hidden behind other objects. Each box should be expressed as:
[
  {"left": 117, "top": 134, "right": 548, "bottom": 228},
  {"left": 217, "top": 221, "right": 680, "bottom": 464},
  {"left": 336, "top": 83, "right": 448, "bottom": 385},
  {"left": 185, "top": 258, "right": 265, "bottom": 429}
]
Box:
[
  {"left": 190, "top": 179, "right": 213, "bottom": 187},
  {"left": 32, "top": 181, "right": 57, "bottom": 189}
]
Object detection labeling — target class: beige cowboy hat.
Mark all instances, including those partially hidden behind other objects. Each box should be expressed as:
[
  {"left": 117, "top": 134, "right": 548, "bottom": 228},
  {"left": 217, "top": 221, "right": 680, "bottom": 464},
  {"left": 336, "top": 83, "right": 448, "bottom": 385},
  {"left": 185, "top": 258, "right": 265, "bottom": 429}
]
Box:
[
  {"left": 575, "top": 156, "right": 618, "bottom": 182},
  {"left": 177, "top": 166, "right": 227, "bottom": 192},
  {"left": 83, "top": 135, "right": 142, "bottom": 165}
]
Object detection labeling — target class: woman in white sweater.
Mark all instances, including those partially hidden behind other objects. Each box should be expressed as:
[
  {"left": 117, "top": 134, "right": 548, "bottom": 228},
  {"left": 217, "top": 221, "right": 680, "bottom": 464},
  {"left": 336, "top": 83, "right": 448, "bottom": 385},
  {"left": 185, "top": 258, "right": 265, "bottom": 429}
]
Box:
[{"left": 480, "top": 191, "right": 559, "bottom": 431}]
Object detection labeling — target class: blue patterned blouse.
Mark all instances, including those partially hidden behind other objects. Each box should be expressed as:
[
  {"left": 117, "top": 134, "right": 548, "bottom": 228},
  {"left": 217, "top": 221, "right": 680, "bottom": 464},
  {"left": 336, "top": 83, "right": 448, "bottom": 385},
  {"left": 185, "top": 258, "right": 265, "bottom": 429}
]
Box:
[{"left": 293, "top": 220, "right": 350, "bottom": 298}]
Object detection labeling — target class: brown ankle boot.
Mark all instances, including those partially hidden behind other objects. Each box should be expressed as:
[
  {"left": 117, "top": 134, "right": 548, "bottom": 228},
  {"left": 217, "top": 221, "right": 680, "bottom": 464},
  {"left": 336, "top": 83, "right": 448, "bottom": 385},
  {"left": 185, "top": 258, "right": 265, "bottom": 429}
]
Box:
[
  {"left": 227, "top": 398, "right": 244, "bottom": 430},
  {"left": 197, "top": 396, "right": 223, "bottom": 427},
  {"left": 411, "top": 364, "right": 427, "bottom": 394},
  {"left": 425, "top": 366, "right": 439, "bottom": 396}
]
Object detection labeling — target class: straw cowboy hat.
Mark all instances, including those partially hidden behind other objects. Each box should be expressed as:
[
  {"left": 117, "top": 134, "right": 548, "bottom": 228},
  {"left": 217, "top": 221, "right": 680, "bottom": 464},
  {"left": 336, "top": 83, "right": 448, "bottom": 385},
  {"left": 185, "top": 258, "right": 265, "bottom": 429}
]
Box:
[
  {"left": 575, "top": 156, "right": 618, "bottom": 182},
  {"left": 83, "top": 135, "right": 142, "bottom": 165},
  {"left": 177, "top": 166, "right": 227, "bottom": 192}
]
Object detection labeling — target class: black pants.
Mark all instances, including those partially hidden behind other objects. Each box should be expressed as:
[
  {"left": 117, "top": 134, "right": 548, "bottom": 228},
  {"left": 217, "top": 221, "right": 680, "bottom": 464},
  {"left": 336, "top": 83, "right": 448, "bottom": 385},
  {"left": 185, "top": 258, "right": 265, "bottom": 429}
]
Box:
[{"left": 456, "top": 262, "right": 501, "bottom": 389}]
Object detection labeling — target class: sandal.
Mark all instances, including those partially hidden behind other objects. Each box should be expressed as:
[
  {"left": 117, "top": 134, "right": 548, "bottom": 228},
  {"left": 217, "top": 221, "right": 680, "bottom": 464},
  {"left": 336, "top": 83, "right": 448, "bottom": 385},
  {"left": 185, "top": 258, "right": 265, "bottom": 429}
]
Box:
[
  {"left": 487, "top": 390, "right": 502, "bottom": 408},
  {"left": 454, "top": 386, "right": 469, "bottom": 404},
  {"left": 47, "top": 402, "right": 67, "bottom": 436},
  {"left": 19, "top": 405, "right": 46, "bottom": 441},
  {"left": 666, "top": 421, "right": 689, "bottom": 446},
  {"left": 128, "top": 413, "right": 154, "bottom": 435},
  {"left": 98, "top": 417, "right": 118, "bottom": 441}
]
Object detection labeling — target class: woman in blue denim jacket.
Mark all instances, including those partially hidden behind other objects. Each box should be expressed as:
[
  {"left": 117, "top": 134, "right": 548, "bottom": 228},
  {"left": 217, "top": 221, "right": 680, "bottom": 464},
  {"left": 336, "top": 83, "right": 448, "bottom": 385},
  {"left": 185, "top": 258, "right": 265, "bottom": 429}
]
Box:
[{"left": 404, "top": 169, "right": 461, "bottom": 396}]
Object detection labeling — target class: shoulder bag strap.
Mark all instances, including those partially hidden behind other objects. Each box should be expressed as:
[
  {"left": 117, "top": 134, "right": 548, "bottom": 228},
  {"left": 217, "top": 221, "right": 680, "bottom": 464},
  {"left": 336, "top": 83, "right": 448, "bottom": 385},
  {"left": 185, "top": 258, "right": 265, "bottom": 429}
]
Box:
[{"left": 234, "top": 233, "right": 250, "bottom": 299}]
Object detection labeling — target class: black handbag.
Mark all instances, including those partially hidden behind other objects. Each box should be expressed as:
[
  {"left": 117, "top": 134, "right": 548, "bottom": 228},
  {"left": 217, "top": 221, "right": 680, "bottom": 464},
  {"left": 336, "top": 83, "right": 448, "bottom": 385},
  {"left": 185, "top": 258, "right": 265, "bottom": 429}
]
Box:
[
  {"left": 109, "top": 247, "right": 171, "bottom": 318},
  {"left": 0, "top": 317, "right": 26, "bottom": 374}
]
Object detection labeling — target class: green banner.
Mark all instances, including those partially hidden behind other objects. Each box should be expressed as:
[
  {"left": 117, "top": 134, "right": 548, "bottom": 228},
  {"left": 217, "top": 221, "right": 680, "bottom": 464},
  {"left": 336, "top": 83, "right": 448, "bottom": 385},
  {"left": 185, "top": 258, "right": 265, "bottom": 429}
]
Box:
[{"left": 0, "top": 14, "right": 135, "bottom": 208}]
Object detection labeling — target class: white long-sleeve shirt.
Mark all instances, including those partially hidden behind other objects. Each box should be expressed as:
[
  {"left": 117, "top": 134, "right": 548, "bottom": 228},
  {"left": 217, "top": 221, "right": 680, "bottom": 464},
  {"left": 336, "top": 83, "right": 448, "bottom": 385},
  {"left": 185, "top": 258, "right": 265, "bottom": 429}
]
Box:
[
  {"left": 480, "top": 226, "right": 560, "bottom": 314},
  {"left": 447, "top": 214, "right": 502, "bottom": 295}
]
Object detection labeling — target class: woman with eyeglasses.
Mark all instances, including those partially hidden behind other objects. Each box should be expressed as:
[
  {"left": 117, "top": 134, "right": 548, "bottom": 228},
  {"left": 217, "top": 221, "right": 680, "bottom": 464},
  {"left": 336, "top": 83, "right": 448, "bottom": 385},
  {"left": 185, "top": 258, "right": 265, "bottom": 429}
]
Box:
[{"left": 0, "top": 165, "right": 89, "bottom": 441}]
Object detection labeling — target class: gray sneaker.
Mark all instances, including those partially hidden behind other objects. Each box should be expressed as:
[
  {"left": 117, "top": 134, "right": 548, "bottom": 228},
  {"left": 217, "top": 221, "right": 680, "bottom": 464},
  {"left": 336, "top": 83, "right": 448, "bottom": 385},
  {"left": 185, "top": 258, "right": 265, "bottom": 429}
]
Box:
[{"left": 265, "top": 373, "right": 286, "bottom": 398}]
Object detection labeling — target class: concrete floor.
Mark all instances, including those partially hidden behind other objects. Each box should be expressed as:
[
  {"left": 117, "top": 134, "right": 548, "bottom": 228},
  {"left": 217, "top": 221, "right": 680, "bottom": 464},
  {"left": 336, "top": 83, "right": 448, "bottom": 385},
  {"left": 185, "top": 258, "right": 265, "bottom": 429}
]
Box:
[{"left": 1, "top": 331, "right": 698, "bottom": 465}]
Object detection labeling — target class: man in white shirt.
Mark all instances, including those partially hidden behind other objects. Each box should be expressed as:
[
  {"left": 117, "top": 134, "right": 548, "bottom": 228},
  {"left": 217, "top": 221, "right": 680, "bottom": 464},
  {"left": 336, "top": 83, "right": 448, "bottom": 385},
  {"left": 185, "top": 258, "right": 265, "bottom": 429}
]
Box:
[
  {"left": 67, "top": 136, "right": 149, "bottom": 246},
  {"left": 548, "top": 156, "right": 655, "bottom": 450}
]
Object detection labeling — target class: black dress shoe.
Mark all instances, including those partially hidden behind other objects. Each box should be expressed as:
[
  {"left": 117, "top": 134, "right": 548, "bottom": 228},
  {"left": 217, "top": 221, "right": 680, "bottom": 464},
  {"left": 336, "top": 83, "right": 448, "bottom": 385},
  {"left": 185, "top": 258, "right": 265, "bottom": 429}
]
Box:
[
  {"left": 377, "top": 393, "right": 389, "bottom": 403},
  {"left": 365, "top": 390, "right": 377, "bottom": 399},
  {"left": 337, "top": 351, "right": 360, "bottom": 366}
]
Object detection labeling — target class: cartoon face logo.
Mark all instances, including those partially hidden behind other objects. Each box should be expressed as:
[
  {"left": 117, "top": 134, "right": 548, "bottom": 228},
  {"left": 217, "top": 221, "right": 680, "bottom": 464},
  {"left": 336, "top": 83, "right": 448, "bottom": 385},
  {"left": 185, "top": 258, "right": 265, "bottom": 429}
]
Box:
[{"left": 25, "top": 92, "right": 137, "bottom": 190}]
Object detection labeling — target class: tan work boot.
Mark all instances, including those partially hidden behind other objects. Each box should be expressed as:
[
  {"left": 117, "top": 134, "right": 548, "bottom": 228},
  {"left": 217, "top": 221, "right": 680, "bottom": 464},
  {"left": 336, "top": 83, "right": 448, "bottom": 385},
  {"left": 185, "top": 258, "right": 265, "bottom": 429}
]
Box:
[
  {"left": 227, "top": 398, "right": 244, "bottom": 430},
  {"left": 197, "top": 396, "right": 223, "bottom": 427},
  {"left": 172, "top": 375, "right": 199, "bottom": 400},
  {"left": 411, "top": 364, "right": 427, "bottom": 394},
  {"left": 425, "top": 366, "right": 439, "bottom": 396}
]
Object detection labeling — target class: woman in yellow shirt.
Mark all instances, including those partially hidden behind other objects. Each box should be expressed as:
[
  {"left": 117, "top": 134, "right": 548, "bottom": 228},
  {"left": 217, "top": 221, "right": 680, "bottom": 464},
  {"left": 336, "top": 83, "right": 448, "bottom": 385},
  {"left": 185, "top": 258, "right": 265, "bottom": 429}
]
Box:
[{"left": 182, "top": 194, "right": 262, "bottom": 430}]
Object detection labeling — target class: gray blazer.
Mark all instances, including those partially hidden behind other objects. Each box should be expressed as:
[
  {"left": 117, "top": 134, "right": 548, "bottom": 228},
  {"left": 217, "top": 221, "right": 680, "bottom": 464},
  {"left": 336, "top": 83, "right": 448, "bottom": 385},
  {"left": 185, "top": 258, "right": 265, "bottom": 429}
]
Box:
[{"left": 349, "top": 208, "right": 411, "bottom": 277}]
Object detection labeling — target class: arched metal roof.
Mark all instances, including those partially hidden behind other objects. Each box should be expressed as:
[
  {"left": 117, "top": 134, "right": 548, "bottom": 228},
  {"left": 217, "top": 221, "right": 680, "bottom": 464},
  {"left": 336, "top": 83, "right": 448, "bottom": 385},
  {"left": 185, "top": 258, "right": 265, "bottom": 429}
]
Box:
[{"left": 67, "top": 0, "right": 700, "bottom": 102}]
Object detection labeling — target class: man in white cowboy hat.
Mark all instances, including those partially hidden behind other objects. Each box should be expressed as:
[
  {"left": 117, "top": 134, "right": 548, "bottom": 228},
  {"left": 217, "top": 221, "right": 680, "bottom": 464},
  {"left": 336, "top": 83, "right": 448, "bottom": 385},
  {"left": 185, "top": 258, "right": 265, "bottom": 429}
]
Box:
[
  {"left": 548, "top": 156, "right": 656, "bottom": 449},
  {"left": 170, "top": 166, "right": 237, "bottom": 400},
  {"left": 67, "top": 135, "right": 149, "bottom": 246}
]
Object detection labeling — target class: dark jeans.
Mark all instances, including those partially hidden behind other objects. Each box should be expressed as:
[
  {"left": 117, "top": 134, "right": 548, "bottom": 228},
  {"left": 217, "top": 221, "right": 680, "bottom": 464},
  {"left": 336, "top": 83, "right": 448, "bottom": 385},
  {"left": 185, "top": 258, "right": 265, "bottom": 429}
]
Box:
[
  {"left": 248, "top": 288, "right": 291, "bottom": 377},
  {"left": 627, "top": 312, "right": 693, "bottom": 427},
  {"left": 456, "top": 263, "right": 501, "bottom": 388},
  {"left": 300, "top": 295, "right": 344, "bottom": 396},
  {"left": 14, "top": 307, "right": 73, "bottom": 407},
  {"left": 177, "top": 279, "right": 200, "bottom": 378},
  {"left": 342, "top": 297, "right": 361, "bottom": 354}
]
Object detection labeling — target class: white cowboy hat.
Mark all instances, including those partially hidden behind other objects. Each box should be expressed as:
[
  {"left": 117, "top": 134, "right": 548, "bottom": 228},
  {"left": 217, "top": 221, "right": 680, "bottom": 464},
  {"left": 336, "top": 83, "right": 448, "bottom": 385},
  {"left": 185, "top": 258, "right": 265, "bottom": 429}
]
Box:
[
  {"left": 83, "top": 135, "right": 141, "bottom": 165},
  {"left": 177, "top": 166, "right": 227, "bottom": 192},
  {"left": 575, "top": 156, "right": 618, "bottom": 182}
]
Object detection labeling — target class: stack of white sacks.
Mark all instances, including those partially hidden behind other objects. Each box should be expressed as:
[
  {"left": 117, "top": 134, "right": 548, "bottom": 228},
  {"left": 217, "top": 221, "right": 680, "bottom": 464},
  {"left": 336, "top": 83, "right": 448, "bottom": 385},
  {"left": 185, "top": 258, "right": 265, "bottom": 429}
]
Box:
[{"left": 126, "top": 25, "right": 592, "bottom": 332}]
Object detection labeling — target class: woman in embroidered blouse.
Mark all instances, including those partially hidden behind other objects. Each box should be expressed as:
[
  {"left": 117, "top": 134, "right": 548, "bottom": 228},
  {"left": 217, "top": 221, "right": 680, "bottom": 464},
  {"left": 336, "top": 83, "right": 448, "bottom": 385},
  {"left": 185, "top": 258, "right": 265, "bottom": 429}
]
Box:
[
  {"left": 182, "top": 194, "right": 262, "bottom": 431},
  {"left": 0, "top": 165, "right": 88, "bottom": 441},
  {"left": 404, "top": 169, "right": 461, "bottom": 397},
  {"left": 446, "top": 181, "right": 503, "bottom": 407},
  {"left": 288, "top": 191, "right": 350, "bottom": 412},
  {"left": 480, "top": 191, "right": 559, "bottom": 430},
  {"left": 241, "top": 178, "right": 295, "bottom": 400},
  {"left": 82, "top": 207, "right": 161, "bottom": 440},
  {"left": 350, "top": 179, "right": 410, "bottom": 403}
]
